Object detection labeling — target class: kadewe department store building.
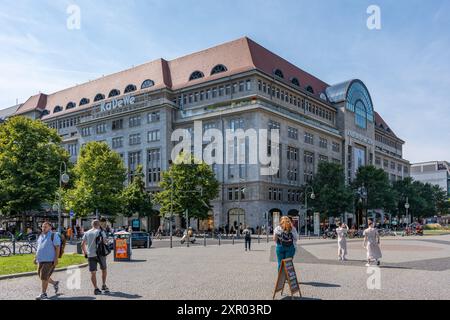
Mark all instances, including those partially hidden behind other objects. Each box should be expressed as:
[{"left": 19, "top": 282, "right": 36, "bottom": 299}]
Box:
[{"left": 6, "top": 37, "right": 410, "bottom": 232}]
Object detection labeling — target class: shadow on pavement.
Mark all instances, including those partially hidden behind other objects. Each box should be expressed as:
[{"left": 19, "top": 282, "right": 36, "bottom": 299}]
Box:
[
  {"left": 302, "top": 282, "right": 340, "bottom": 288},
  {"left": 280, "top": 296, "right": 322, "bottom": 301},
  {"left": 104, "top": 292, "right": 142, "bottom": 299},
  {"left": 118, "top": 259, "right": 147, "bottom": 263},
  {"left": 51, "top": 294, "right": 96, "bottom": 301}
]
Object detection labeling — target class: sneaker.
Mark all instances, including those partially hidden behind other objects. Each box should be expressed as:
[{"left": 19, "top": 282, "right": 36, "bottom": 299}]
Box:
[
  {"left": 94, "top": 288, "right": 102, "bottom": 295},
  {"left": 101, "top": 285, "right": 110, "bottom": 294},
  {"left": 36, "top": 293, "right": 49, "bottom": 300},
  {"left": 377, "top": 260, "right": 381, "bottom": 266},
  {"left": 53, "top": 281, "right": 60, "bottom": 294},
  {"left": 365, "top": 263, "right": 371, "bottom": 267}
]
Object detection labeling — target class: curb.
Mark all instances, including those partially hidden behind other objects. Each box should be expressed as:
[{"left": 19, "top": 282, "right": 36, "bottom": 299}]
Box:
[{"left": 0, "top": 263, "right": 88, "bottom": 281}]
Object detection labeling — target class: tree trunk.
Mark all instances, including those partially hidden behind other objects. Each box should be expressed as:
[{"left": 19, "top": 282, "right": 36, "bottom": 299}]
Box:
[{"left": 21, "top": 212, "right": 27, "bottom": 233}]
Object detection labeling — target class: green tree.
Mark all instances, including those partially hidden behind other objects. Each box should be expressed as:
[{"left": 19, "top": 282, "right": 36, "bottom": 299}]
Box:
[
  {"left": 311, "top": 162, "right": 353, "bottom": 218},
  {"left": 65, "top": 142, "right": 126, "bottom": 217},
  {"left": 121, "top": 165, "right": 154, "bottom": 229},
  {"left": 353, "top": 166, "right": 397, "bottom": 222},
  {"left": 0, "top": 117, "right": 69, "bottom": 230},
  {"left": 154, "top": 154, "right": 219, "bottom": 220}
]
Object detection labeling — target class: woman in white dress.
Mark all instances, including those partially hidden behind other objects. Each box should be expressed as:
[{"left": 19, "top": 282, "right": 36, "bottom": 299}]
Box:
[
  {"left": 363, "top": 220, "right": 382, "bottom": 266},
  {"left": 336, "top": 222, "right": 349, "bottom": 261}
]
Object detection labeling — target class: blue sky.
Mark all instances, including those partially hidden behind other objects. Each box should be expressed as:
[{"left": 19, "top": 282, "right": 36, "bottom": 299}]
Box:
[{"left": 0, "top": 0, "right": 449, "bottom": 163}]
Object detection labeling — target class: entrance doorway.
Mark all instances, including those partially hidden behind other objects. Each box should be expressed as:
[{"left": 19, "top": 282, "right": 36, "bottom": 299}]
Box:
[{"left": 228, "top": 208, "right": 245, "bottom": 232}]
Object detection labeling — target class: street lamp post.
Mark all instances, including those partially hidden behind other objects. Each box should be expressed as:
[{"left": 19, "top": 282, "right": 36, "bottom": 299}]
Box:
[
  {"left": 405, "top": 197, "right": 410, "bottom": 225},
  {"left": 304, "top": 186, "right": 316, "bottom": 237},
  {"left": 357, "top": 185, "right": 367, "bottom": 228},
  {"left": 58, "top": 162, "right": 69, "bottom": 233}
]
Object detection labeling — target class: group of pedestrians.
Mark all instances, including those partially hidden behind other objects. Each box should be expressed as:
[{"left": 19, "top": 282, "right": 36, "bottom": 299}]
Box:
[
  {"left": 34, "top": 220, "right": 111, "bottom": 300},
  {"left": 273, "top": 217, "right": 383, "bottom": 270}
]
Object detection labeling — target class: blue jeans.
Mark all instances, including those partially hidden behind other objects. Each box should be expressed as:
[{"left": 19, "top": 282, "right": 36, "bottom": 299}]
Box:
[{"left": 276, "top": 244, "right": 296, "bottom": 270}]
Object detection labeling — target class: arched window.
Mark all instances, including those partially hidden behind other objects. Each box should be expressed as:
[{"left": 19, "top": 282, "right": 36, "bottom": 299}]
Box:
[
  {"left": 80, "top": 98, "right": 90, "bottom": 106},
  {"left": 94, "top": 94, "right": 105, "bottom": 102},
  {"left": 189, "top": 71, "right": 204, "bottom": 81},
  {"left": 211, "top": 64, "right": 227, "bottom": 75},
  {"left": 124, "top": 84, "right": 137, "bottom": 93},
  {"left": 66, "top": 102, "right": 76, "bottom": 110},
  {"left": 141, "top": 79, "right": 155, "bottom": 89},
  {"left": 108, "top": 89, "right": 120, "bottom": 98},
  {"left": 355, "top": 100, "right": 367, "bottom": 129},
  {"left": 273, "top": 69, "right": 284, "bottom": 79},
  {"left": 41, "top": 110, "right": 50, "bottom": 117},
  {"left": 291, "top": 77, "right": 300, "bottom": 87},
  {"left": 305, "top": 86, "right": 314, "bottom": 94},
  {"left": 53, "top": 106, "right": 63, "bottom": 113}
]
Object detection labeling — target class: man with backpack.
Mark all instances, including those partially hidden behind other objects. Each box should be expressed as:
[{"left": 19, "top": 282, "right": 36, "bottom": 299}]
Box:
[
  {"left": 34, "top": 222, "right": 61, "bottom": 300},
  {"left": 81, "top": 220, "right": 110, "bottom": 295}
]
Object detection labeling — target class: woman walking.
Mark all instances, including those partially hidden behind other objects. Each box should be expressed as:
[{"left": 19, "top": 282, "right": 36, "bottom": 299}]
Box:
[
  {"left": 363, "top": 220, "right": 382, "bottom": 266},
  {"left": 274, "top": 217, "right": 298, "bottom": 270},
  {"left": 336, "top": 222, "right": 349, "bottom": 261}
]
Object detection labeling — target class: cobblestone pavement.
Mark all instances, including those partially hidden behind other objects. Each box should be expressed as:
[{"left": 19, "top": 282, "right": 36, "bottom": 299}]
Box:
[{"left": 1, "top": 235, "right": 449, "bottom": 300}]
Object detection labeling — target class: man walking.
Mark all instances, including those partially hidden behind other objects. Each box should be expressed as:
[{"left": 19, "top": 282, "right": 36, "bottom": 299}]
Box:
[
  {"left": 243, "top": 226, "right": 252, "bottom": 251},
  {"left": 34, "top": 222, "right": 60, "bottom": 300},
  {"left": 82, "top": 220, "right": 110, "bottom": 295}
]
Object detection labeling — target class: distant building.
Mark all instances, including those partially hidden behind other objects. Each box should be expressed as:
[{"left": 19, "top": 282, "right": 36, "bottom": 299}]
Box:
[{"left": 411, "top": 161, "right": 450, "bottom": 199}]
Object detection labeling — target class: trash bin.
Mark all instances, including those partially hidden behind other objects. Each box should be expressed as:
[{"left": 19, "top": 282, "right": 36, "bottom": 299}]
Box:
[
  {"left": 113, "top": 231, "right": 132, "bottom": 262},
  {"left": 76, "top": 242, "right": 82, "bottom": 254}
]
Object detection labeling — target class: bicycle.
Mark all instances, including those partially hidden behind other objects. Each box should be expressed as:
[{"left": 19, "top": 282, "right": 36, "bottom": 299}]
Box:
[
  {"left": 0, "top": 245, "right": 11, "bottom": 257},
  {"left": 18, "top": 240, "right": 37, "bottom": 255}
]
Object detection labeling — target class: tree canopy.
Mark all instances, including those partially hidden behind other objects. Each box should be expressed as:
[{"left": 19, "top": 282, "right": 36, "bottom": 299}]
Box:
[
  {"left": 311, "top": 162, "right": 353, "bottom": 218},
  {"left": 64, "top": 141, "right": 126, "bottom": 217},
  {"left": 0, "top": 116, "right": 69, "bottom": 216},
  {"left": 154, "top": 154, "right": 219, "bottom": 220}
]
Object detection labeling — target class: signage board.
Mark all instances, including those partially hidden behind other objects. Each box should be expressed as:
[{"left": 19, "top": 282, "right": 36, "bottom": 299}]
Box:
[{"left": 273, "top": 258, "right": 302, "bottom": 299}]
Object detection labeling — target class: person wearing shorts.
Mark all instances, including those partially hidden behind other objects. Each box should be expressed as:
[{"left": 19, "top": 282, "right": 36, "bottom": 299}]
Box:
[
  {"left": 34, "top": 222, "right": 61, "bottom": 300},
  {"left": 82, "top": 220, "right": 110, "bottom": 295}
]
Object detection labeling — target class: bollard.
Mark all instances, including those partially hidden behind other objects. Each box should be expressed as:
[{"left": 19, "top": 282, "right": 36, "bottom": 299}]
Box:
[
  {"left": 258, "top": 233, "right": 260, "bottom": 244},
  {"left": 204, "top": 233, "right": 206, "bottom": 247},
  {"left": 218, "top": 234, "right": 221, "bottom": 246},
  {"left": 232, "top": 235, "right": 235, "bottom": 245},
  {"left": 12, "top": 236, "right": 16, "bottom": 255}
]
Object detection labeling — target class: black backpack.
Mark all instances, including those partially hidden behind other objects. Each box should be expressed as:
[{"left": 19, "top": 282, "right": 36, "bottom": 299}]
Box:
[
  {"left": 51, "top": 232, "right": 66, "bottom": 258},
  {"left": 279, "top": 231, "right": 294, "bottom": 247},
  {"left": 96, "top": 229, "right": 111, "bottom": 257}
]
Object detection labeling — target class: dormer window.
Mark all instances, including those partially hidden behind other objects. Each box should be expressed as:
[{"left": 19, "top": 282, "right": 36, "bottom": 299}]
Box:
[
  {"left": 54, "top": 106, "right": 63, "bottom": 113},
  {"left": 109, "top": 89, "right": 120, "bottom": 98},
  {"left": 141, "top": 79, "right": 155, "bottom": 89},
  {"left": 291, "top": 77, "right": 300, "bottom": 87},
  {"left": 273, "top": 69, "right": 284, "bottom": 79},
  {"left": 211, "top": 64, "right": 227, "bottom": 75},
  {"left": 94, "top": 94, "right": 105, "bottom": 102},
  {"left": 125, "top": 84, "right": 137, "bottom": 93},
  {"left": 189, "top": 71, "right": 204, "bottom": 81},
  {"left": 66, "top": 102, "right": 76, "bottom": 110},
  {"left": 305, "top": 86, "right": 314, "bottom": 94},
  {"left": 80, "top": 98, "right": 90, "bottom": 106}
]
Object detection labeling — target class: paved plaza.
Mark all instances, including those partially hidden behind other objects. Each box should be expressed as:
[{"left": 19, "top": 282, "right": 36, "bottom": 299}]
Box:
[{"left": 1, "top": 235, "right": 450, "bottom": 300}]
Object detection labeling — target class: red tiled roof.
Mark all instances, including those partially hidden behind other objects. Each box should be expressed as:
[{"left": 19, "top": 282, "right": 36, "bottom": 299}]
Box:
[
  {"left": 374, "top": 111, "right": 399, "bottom": 139},
  {"left": 16, "top": 37, "right": 332, "bottom": 119}
]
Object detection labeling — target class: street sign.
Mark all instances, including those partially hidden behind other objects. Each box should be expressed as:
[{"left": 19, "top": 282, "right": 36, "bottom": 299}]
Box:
[{"left": 70, "top": 210, "right": 74, "bottom": 218}]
